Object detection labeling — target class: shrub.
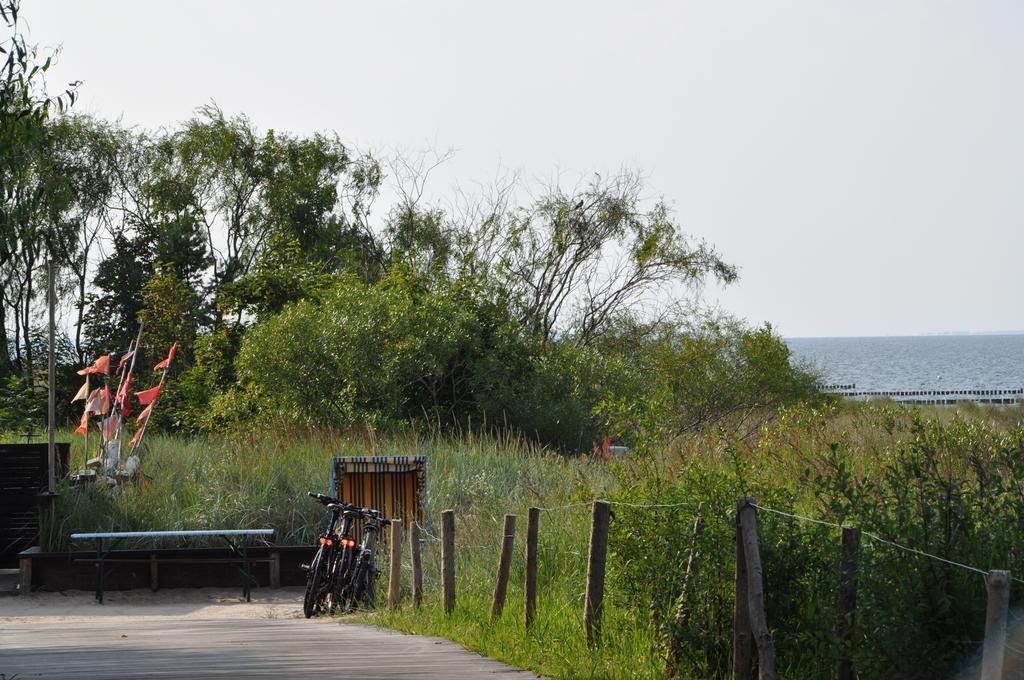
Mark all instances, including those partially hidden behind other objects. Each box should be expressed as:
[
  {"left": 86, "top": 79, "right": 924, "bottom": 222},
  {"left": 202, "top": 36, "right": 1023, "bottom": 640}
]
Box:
[
  {"left": 231, "top": 269, "right": 611, "bottom": 448},
  {"left": 609, "top": 405, "right": 1024, "bottom": 679}
]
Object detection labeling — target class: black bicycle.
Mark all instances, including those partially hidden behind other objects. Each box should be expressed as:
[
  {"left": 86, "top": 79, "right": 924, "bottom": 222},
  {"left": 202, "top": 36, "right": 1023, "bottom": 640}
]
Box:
[
  {"left": 342, "top": 508, "right": 390, "bottom": 612},
  {"left": 303, "top": 492, "right": 363, "bottom": 618}
]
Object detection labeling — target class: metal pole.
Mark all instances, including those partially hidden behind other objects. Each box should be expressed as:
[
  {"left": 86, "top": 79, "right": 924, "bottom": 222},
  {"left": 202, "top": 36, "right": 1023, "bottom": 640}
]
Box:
[{"left": 47, "top": 258, "right": 56, "bottom": 493}]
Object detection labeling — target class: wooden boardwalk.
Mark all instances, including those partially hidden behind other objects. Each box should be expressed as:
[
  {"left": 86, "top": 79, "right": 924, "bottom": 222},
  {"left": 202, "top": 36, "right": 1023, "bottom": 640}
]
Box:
[{"left": 0, "top": 616, "right": 539, "bottom": 679}]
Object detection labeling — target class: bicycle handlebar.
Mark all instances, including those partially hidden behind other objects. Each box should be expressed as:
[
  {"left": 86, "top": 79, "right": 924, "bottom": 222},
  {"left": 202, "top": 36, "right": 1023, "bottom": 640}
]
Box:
[{"left": 307, "top": 492, "right": 388, "bottom": 522}]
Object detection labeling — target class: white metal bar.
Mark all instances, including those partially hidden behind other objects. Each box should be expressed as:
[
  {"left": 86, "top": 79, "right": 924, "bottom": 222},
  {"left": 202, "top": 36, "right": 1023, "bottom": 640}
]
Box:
[{"left": 69, "top": 530, "right": 274, "bottom": 540}]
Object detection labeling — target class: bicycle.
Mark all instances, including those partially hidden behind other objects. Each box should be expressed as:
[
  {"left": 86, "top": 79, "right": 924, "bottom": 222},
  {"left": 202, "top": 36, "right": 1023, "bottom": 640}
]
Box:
[
  {"left": 302, "top": 492, "right": 364, "bottom": 618},
  {"left": 342, "top": 508, "right": 390, "bottom": 612}
]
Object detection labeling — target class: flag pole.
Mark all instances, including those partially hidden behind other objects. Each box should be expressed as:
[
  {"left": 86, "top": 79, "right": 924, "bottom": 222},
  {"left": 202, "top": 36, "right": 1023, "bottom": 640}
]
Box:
[
  {"left": 111, "top": 324, "right": 143, "bottom": 468},
  {"left": 82, "top": 375, "right": 89, "bottom": 472},
  {"left": 47, "top": 258, "right": 56, "bottom": 494},
  {"left": 129, "top": 343, "right": 172, "bottom": 459}
]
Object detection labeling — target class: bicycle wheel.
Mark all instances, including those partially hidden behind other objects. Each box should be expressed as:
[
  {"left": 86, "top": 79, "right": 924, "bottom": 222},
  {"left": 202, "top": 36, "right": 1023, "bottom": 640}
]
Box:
[
  {"left": 361, "top": 566, "right": 377, "bottom": 610},
  {"left": 346, "top": 562, "right": 376, "bottom": 612},
  {"left": 303, "top": 549, "right": 326, "bottom": 618},
  {"left": 330, "top": 548, "right": 354, "bottom": 613}
]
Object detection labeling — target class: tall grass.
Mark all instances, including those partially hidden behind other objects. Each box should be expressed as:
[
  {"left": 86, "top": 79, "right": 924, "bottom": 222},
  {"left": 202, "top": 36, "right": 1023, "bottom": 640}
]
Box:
[{"left": 353, "top": 432, "right": 662, "bottom": 680}]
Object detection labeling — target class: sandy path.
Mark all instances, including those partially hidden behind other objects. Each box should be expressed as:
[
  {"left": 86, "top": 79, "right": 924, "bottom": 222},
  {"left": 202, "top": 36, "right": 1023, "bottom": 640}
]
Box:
[{"left": 0, "top": 586, "right": 307, "bottom": 623}]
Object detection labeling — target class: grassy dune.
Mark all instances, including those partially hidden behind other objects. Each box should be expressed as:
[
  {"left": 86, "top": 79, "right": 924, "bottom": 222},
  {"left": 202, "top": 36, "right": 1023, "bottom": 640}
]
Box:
[{"left": 14, "top": 401, "right": 1024, "bottom": 679}]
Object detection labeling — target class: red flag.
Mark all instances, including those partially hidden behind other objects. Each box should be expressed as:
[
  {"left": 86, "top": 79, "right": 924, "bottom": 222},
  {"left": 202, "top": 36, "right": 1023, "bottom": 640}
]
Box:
[
  {"left": 135, "top": 402, "right": 153, "bottom": 425},
  {"left": 135, "top": 385, "right": 162, "bottom": 405},
  {"left": 117, "top": 350, "right": 135, "bottom": 376},
  {"left": 116, "top": 373, "right": 131, "bottom": 400},
  {"left": 129, "top": 424, "right": 146, "bottom": 448},
  {"left": 77, "top": 354, "right": 111, "bottom": 376},
  {"left": 154, "top": 343, "right": 177, "bottom": 371},
  {"left": 116, "top": 374, "right": 132, "bottom": 416},
  {"left": 74, "top": 410, "right": 89, "bottom": 435}
]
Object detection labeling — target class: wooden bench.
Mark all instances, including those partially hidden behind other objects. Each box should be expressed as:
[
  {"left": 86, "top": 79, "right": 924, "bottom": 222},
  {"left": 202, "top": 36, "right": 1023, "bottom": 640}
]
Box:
[{"left": 69, "top": 529, "right": 274, "bottom": 604}]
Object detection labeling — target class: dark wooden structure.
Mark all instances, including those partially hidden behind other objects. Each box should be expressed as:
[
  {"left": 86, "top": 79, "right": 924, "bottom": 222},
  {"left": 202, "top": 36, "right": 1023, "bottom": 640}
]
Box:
[
  {"left": 18, "top": 544, "right": 313, "bottom": 593},
  {"left": 1, "top": 443, "right": 69, "bottom": 567}
]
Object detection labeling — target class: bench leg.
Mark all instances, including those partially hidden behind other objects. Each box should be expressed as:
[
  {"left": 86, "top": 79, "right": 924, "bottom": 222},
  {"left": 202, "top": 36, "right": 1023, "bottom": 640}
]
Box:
[
  {"left": 269, "top": 551, "right": 281, "bottom": 589},
  {"left": 19, "top": 553, "right": 32, "bottom": 594},
  {"left": 95, "top": 538, "right": 104, "bottom": 605},
  {"left": 149, "top": 553, "right": 159, "bottom": 592},
  {"left": 243, "top": 545, "right": 251, "bottom": 602}
]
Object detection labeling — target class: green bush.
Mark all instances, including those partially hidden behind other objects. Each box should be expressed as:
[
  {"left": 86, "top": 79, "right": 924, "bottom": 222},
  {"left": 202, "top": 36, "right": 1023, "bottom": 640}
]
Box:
[
  {"left": 231, "top": 269, "right": 612, "bottom": 448},
  {"left": 608, "top": 405, "right": 1024, "bottom": 679}
]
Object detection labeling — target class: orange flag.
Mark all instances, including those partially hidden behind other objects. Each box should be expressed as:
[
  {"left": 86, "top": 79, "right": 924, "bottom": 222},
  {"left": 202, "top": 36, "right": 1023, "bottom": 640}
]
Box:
[
  {"left": 116, "top": 373, "right": 132, "bottom": 408},
  {"left": 117, "top": 372, "right": 132, "bottom": 419},
  {"left": 117, "top": 350, "right": 135, "bottom": 376},
  {"left": 129, "top": 424, "right": 146, "bottom": 448},
  {"left": 135, "top": 403, "right": 153, "bottom": 425},
  {"left": 77, "top": 354, "right": 110, "bottom": 376},
  {"left": 74, "top": 410, "right": 89, "bottom": 435},
  {"left": 135, "top": 385, "right": 162, "bottom": 405},
  {"left": 153, "top": 343, "right": 177, "bottom": 371}
]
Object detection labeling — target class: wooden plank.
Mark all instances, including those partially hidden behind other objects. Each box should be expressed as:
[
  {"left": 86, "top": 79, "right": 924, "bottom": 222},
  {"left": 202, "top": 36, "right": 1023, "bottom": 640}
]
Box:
[
  {"left": 525, "top": 507, "right": 539, "bottom": 629},
  {"left": 738, "top": 498, "right": 776, "bottom": 680},
  {"left": 441, "top": 509, "right": 456, "bottom": 615},
  {"left": 0, "top": 617, "right": 539, "bottom": 678},
  {"left": 410, "top": 521, "right": 423, "bottom": 607},
  {"left": 584, "top": 500, "right": 611, "bottom": 647},
  {"left": 733, "top": 500, "right": 754, "bottom": 679},
  {"left": 490, "top": 513, "right": 516, "bottom": 619},
  {"left": 981, "top": 569, "right": 1011, "bottom": 680},
  {"left": 837, "top": 526, "right": 860, "bottom": 680}
]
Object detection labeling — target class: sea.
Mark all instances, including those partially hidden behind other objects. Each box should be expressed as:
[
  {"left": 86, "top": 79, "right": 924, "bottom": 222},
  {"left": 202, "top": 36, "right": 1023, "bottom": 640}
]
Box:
[{"left": 784, "top": 334, "right": 1024, "bottom": 392}]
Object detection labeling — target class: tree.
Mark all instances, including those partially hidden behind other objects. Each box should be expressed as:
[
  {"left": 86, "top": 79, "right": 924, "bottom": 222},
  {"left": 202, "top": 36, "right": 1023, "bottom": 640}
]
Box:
[
  {"left": 0, "top": 0, "right": 77, "bottom": 375},
  {"left": 46, "top": 115, "right": 116, "bottom": 363},
  {"left": 138, "top": 263, "right": 199, "bottom": 367},
  {"left": 494, "top": 171, "right": 737, "bottom": 346},
  {"left": 86, "top": 126, "right": 211, "bottom": 352},
  {"left": 595, "top": 313, "right": 822, "bottom": 444}
]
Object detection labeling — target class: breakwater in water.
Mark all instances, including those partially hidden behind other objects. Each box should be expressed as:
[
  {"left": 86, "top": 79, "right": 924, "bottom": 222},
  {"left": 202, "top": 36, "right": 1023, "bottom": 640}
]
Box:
[
  {"left": 787, "top": 335, "right": 1024, "bottom": 402},
  {"left": 819, "top": 384, "right": 1023, "bottom": 405}
]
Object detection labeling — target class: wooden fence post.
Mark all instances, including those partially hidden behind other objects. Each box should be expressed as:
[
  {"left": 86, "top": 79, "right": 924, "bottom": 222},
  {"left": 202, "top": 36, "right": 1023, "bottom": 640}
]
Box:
[
  {"left": 388, "top": 520, "right": 403, "bottom": 610},
  {"left": 584, "top": 500, "right": 612, "bottom": 647},
  {"left": 737, "top": 497, "right": 776, "bottom": 680},
  {"left": 733, "top": 500, "right": 754, "bottom": 680},
  {"left": 491, "top": 514, "right": 517, "bottom": 619},
  {"left": 441, "top": 509, "right": 456, "bottom": 615},
  {"left": 525, "top": 507, "right": 540, "bottom": 630},
  {"left": 410, "top": 521, "right": 423, "bottom": 608},
  {"left": 837, "top": 526, "right": 860, "bottom": 680},
  {"left": 981, "top": 569, "right": 1011, "bottom": 680}
]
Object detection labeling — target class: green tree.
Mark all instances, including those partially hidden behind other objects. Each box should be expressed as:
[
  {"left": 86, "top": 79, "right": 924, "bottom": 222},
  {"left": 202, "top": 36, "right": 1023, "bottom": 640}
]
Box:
[
  {"left": 86, "top": 126, "right": 211, "bottom": 352},
  {"left": 138, "top": 264, "right": 199, "bottom": 368},
  {"left": 0, "top": 0, "right": 77, "bottom": 375}
]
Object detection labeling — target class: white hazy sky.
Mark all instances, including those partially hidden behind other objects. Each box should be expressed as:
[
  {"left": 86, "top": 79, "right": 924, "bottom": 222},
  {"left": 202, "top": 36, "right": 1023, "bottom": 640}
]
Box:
[{"left": 26, "top": 1, "right": 1024, "bottom": 338}]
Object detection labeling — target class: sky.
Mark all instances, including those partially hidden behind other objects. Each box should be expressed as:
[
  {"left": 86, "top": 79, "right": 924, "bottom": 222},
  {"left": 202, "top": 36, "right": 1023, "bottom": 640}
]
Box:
[{"left": 25, "top": 1, "right": 1024, "bottom": 338}]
